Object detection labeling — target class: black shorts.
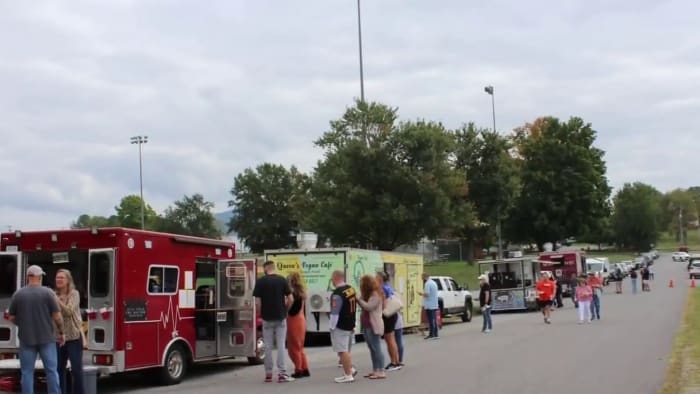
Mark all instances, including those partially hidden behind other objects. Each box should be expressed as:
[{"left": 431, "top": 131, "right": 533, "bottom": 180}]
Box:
[
  {"left": 383, "top": 313, "right": 398, "bottom": 334},
  {"left": 538, "top": 300, "right": 553, "bottom": 308}
]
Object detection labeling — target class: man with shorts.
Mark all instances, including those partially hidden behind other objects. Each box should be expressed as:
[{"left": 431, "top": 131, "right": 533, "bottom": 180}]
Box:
[
  {"left": 252, "top": 261, "right": 295, "bottom": 383},
  {"left": 536, "top": 272, "right": 555, "bottom": 324},
  {"left": 9, "top": 265, "right": 65, "bottom": 394},
  {"left": 329, "top": 270, "right": 358, "bottom": 383}
]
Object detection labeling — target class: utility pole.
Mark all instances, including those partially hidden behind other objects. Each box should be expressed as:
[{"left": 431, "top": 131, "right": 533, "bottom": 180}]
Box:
[
  {"left": 484, "top": 85, "right": 502, "bottom": 260},
  {"left": 130, "top": 136, "right": 148, "bottom": 230},
  {"left": 356, "top": 0, "right": 365, "bottom": 102}
]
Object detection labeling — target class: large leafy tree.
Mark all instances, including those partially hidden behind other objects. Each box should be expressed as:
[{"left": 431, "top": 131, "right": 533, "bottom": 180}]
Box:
[
  {"left": 228, "top": 163, "right": 310, "bottom": 253},
  {"left": 454, "top": 123, "right": 520, "bottom": 253},
  {"left": 506, "top": 116, "right": 611, "bottom": 250},
  {"left": 115, "top": 195, "right": 159, "bottom": 230},
  {"left": 611, "top": 182, "right": 663, "bottom": 251},
  {"left": 310, "top": 100, "right": 473, "bottom": 250},
  {"left": 158, "top": 194, "right": 221, "bottom": 238}
]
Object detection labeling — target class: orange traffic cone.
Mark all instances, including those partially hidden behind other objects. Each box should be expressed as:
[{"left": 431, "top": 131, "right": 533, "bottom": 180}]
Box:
[{"left": 669, "top": 279, "right": 674, "bottom": 288}]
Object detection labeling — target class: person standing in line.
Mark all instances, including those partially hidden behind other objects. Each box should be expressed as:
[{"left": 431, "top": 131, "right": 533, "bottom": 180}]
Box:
[
  {"left": 641, "top": 265, "right": 651, "bottom": 291},
  {"left": 357, "top": 275, "right": 386, "bottom": 380},
  {"left": 8, "top": 265, "right": 65, "bottom": 394},
  {"left": 376, "top": 272, "right": 400, "bottom": 371},
  {"left": 575, "top": 278, "right": 593, "bottom": 324},
  {"left": 536, "top": 272, "right": 555, "bottom": 324},
  {"left": 569, "top": 273, "right": 579, "bottom": 308},
  {"left": 54, "top": 269, "right": 85, "bottom": 394},
  {"left": 329, "top": 270, "right": 358, "bottom": 383},
  {"left": 394, "top": 310, "right": 405, "bottom": 367},
  {"left": 553, "top": 274, "right": 563, "bottom": 308},
  {"left": 630, "top": 268, "right": 639, "bottom": 294},
  {"left": 478, "top": 274, "right": 492, "bottom": 333},
  {"left": 613, "top": 267, "right": 624, "bottom": 294},
  {"left": 286, "top": 272, "right": 309, "bottom": 379},
  {"left": 418, "top": 272, "right": 439, "bottom": 339},
  {"left": 252, "top": 261, "right": 295, "bottom": 383},
  {"left": 587, "top": 272, "right": 603, "bottom": 320}
]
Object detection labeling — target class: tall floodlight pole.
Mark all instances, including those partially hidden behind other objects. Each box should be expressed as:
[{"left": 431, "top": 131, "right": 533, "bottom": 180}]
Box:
[
  {"left": 130, "top": 136, "right": 148, "bottom": 230},
  {"left": 484, "top": 85, "right": 502, "bottom": 259},
  {"left": 357, "top": 0, "right": 365, "bottom": 102}
]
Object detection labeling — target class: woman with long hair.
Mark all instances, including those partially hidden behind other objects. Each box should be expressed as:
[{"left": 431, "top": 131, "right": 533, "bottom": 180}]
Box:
[
  {"left": 357, "top": 274, "right": 386, "bottom": 380},
  {"left": 286, "top": 272, "right": 310, "bottom": 378},
  {"left": 55, "top": 269, "right": 85, "bottom": 394}
]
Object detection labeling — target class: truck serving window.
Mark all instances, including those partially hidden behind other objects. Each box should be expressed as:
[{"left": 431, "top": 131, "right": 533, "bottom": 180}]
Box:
[
  {"left": 0, "top": 255, "right": 18, "bottom": 297},
  {"left": 148, "top": 266, "right": 179, "bottom": 294},
  {"left": 89, "top": 253, "right": 111, "bottom": 298}
]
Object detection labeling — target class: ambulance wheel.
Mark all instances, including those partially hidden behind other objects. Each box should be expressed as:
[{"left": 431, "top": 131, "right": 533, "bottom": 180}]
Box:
[
  {"left": 248, "top": 333, "right": 265, "bottom": 365},
  {"left": 159, "top": 344, "right": 188, "bottom": 385},
  {"left": 461, "top": 300, "right": 473, "bottom": 322}
]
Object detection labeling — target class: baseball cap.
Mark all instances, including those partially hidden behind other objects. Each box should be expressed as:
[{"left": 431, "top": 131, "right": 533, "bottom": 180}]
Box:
[
  {"left": 26, "top": 265, "right": 46, "bottom": 277},
  {"left": 478, "top": 274, "right": 488, "bottom": 281}
]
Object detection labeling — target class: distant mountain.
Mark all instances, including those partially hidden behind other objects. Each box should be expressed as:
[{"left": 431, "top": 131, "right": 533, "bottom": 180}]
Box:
[{"left": 214, "top": 211, "right": 234, "bottom": 235}]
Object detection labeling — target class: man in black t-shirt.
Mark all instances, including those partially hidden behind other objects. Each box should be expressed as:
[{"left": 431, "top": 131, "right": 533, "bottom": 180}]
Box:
[
  {"left": 253, "top": 261, "right": 294, "bottom": 383},
  {"left": 329, "top": 270, "right": 358, "bottom": 383},
  {"left": 478, "top": 274, "right": 492, "bottom": 333}
]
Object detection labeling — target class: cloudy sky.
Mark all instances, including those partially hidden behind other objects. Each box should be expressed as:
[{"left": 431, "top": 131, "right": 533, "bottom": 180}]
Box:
[{"left": 1, "top": 0, "right": 698, "bottom": 231}]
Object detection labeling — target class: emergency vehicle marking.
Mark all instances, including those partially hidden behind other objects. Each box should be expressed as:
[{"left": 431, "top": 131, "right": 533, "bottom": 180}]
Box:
[{"left": 160, "top": 295, "right": 181, "bottom": 336}]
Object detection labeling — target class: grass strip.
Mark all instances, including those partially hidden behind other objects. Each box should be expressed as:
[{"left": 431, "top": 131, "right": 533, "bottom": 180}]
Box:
[{"left": 659, "top": 288, "right": 700, "bottom": 394}]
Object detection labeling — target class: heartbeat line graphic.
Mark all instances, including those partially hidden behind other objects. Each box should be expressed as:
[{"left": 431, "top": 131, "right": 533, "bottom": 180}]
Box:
[{"left": 159, "top": 296, "right": 181, "bottom": 338}]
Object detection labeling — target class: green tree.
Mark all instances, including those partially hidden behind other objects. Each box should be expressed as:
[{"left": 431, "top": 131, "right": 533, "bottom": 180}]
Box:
[
  {"left": 115, "top": 195, "right": 159, "bottom": 230},
  {"left": 310, "top": 100, "right": 473, "bottom": 250},
  {"left": 505, "top": 116, "right": 611, "bottom": 250},
  {"left": 158, "top": 194, "right": 221, "bottom": 238},
  {"left": 454, "top": 123, "right": 520, "bottom": 254},
  {"left": 661, "top": 188, "right": 699, "bottom": 244},
  {"left": 228, "top": 164, "right": 310, "bottom": 254},
  {"left": 70, "top": 214, "right": 119, "bottom": 229},
  {"left": 611, "top": 182, "right": 662, "bottom": 251}
]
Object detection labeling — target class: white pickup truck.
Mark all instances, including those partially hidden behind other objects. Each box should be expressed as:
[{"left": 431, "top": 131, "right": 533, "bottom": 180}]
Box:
[{"left": 429, "top": 276, "right": 473, "bottom": 322}]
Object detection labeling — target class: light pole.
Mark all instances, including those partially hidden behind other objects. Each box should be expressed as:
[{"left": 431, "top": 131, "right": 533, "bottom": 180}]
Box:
[
  {"left": 356, "top": 0, "right": 365, "bottom": 102},
  {"left": 484, "top": 85, "right": 503, "bottom": 259},
  {"left": 130, "top": 135, "right": 148, "bottom": 230}
]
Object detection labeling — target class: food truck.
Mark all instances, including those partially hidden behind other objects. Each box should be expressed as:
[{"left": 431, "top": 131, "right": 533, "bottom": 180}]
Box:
[
  {"left": 263, "top": 248, "right": 423, "bottom": 334},
  {"left": 0, "top": 228, "right": 262, "bottom": 385},
  {"left": 537, "top": 251, "right": 587, "bottom": 297},
  {"left": 477, "top": 257, "right": 541, "bottom": 311}
]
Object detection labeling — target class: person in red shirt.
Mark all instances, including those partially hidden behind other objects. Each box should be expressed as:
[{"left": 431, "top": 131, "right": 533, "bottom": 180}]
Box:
[{"left": 536, "top": 272, "right": 555, "bottom": 324}]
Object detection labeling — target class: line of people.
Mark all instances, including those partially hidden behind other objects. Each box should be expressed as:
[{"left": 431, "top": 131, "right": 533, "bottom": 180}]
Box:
[
  {"left": 7, "top": 265, "right": 87, "bottom": 394},
  {"left": 535, "top": 271, "right": 604, "bottom": 324},
  {"left": 252, "top": 261, "right": 410, "bottom": 384}
]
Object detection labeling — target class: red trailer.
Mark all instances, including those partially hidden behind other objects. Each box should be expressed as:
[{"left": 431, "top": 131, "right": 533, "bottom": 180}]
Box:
[
  {"left": 537, "top": 251, "right": 587, "bottom": 297},
  {"left": 0, "top": 228, "right": 262, "bottom": 385}
]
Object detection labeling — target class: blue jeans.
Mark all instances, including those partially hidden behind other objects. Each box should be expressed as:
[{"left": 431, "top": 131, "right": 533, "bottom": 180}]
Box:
[
  {"left": 394, "top": 328, "right": 404, "bottom": 363},
  {"left": 362, "top": 328, "right": 385, "bottom": 371},
  {"left": 482, "top": 307, "right": 493, "bottom": 331},
  {"left": 58, "top": 339, "right": 84, "bottom": 394},
  {"left": 631, "top": 278, "right": 638, "bottom": 294},
  {"left": 590, "top": 294, "right": 601, "bottom": 319},
  {"left": 425, "top": 309, "right": 438, "bottom": 337},
  {"left": 19, "top": 342, "right": 61, "bottom": 394}
]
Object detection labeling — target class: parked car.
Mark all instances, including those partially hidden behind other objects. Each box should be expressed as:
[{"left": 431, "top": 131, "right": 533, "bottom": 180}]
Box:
[
  {"left": 689, "top": 261, "right": 700, "bottom": 279},
  {"left": 430, "top": 276, "right": 474, "bottom": 322},
  {"left": 673, "top": 252, "right": 690, "bottom": 262},
  {"left": 687, "top": 255, "right": 700, "bottom": 271},
  {"left": 586, "top": 258, "right": 610, "bottom": 285},
  {"left": 650, "top": 250, "right": 660, "bottom": 260}
]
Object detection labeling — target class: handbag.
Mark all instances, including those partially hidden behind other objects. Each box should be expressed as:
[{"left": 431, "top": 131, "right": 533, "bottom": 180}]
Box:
[
  {"left": 383, "top": 294, "right": 403, "bottom": 317},
  {"left": 69, "top": 311, "right": 88, "bottom": 349}
]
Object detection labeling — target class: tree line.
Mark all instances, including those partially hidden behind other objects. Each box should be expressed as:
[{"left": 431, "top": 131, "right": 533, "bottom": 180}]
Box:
[
  {"left": 71, "top": 100, "right": 698, "bottom": 256},
  {"left": 72, "top": 194, "right": 221, "bottom": 239}
]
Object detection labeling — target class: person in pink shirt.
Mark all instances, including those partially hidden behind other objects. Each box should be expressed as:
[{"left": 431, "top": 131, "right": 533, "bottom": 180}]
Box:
[{"left": 575, "top": 278, "right": 593, "bottom": 324}]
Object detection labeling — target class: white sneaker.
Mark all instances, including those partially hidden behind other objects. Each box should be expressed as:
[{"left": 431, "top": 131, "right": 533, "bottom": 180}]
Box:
[
  {"left": 334, "top": 375, "right": 355, "bottom": 383},
  {"left": 484, "top": 329, "right": 491, "bottom": 333}
]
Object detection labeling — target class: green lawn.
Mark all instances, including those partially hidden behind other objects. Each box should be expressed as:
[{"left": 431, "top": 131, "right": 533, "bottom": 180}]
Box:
[
  {"left": 656, "top": 231, "right": 700, "bottom": 252},
  {"left": 660, "top": 288, "right": 700, "bottom": 394},
  {"left": 424, "top": 261, "right": 481, "bottom": 291}
]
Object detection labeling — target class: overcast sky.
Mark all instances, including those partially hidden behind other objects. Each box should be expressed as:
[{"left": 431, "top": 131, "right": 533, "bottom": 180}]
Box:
[{"left": 1, "top": 0, "right": 698, "bottom": 231}]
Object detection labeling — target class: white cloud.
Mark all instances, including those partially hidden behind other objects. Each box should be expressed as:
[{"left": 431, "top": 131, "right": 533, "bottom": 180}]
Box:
[{"left": 1, "top": 0, "right": 699, "bottom": 231}]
